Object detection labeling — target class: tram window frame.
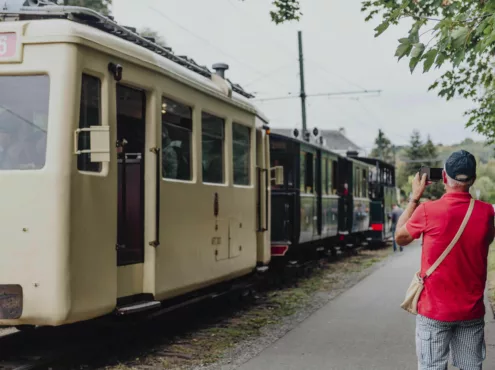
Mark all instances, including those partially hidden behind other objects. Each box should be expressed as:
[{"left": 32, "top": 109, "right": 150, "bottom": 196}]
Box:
[
  {"left": 355, "top": 168, "right": 361, "bottom": 197},
  {"left": 321, "top": 157, "right": 328, "bottom": 196},
  {"left": 161, "top": 96, "right": 193, "bottom": 182},
  {"left": 300, "top": 151, "right": 314, "bottom": 194},
  {"left": 202, "top": 112, "right": 225, "bottom": 184},
  {"left": 232, "top": 122, "right": 251, "bottom": 186},
  {"left": 327, "top": 159, "right": 333, "bottom": 195},
  {"left": 332, "top": 160, "right": 338, "bottom": 194},
  {"left": 0, "top": 75, "right": 50, "bottom": 171},
  {"left": 362, "top": 169, "right": 367, "bottom": 197},
  {"left": 78, "top": 73, "right": 102, "bottom": 173}
]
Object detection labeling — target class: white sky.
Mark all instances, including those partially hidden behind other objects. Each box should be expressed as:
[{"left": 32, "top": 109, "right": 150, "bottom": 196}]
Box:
[{"left": 112, "top": 0, "right": 486, "bottom": 151}]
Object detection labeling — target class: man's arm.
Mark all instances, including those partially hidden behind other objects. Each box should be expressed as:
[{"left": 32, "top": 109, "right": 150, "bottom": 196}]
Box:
[
  {"left": 394, "top": 173, "right": 427, "bottom": 247},
  {"left": 395, "top": 202, "right": 420, "bottom": 247}
]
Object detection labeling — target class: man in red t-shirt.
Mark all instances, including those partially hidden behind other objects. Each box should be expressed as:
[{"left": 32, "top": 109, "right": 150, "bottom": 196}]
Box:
[{"left": 395, "top": 150, "right": 494, "bottom": 370}]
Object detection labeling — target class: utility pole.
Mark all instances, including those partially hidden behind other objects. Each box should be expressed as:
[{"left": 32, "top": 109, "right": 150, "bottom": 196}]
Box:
[
  {"left": 298, "top": 31, "right": 308, "bottom": 141},
  {"left": 254, "top": 31, "right": 382, "bottom": 141}
]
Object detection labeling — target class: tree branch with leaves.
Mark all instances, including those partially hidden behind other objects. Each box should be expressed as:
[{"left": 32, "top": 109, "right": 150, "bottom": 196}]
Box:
[{"left": 362, "top": 0, "right": 495, "bottom": 143}]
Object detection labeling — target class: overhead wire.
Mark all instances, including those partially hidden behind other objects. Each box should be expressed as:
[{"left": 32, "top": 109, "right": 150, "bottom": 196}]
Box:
[
  {"left": 225, "top": 0, "right": 369, "bottom": 92},
  {"left": 146, "top": 4, "right": 294, "bottom": 93}
]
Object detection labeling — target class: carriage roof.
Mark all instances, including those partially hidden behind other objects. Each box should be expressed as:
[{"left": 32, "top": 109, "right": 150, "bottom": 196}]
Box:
[{"left": 0, "top": 5, "right": 268, "bottom": 120}]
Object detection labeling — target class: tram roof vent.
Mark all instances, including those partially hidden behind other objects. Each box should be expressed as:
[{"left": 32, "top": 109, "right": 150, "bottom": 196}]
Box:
[
  {"left": 212, "top": 63, "right": 229, "bottom": 79},
  {"left": 347, "top": 150, "right": 359, "bottom": 158}
]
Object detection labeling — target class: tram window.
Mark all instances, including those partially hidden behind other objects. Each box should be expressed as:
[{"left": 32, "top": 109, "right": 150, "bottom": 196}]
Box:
[
  {"left": 321, "top": 158, "right": 328, "bottom": 195},
  {"left": 300, "top": 151, "right": 314, "bottom": 193},
  {"left": 232, "top": 122, "right": 250, "bottom": 185},
  {"left": 299, "top": 153, "right": 306, "bottom": 192},
  {"left": 162, "top": 97, "right": 192, "bottom": 181},
  {"left": 332, "top": 160, "right": 338, "bottom": 194},
  {"left": 355, "top": 168, "right": 360, "bottom": 196},
  {"left": 362, "top": 169, "right": 367, "bottom": 197},
  {"left": 202, "top": 112, "right": 224, "bottom": 184},
  {"left": 0, "top": 75, "right": 49, "bottom": 170},
  {"left": 327, "top": 159, "right": 333, "bottom": 195},
  {"left": 78, "top": 74, "right": 101, "bottom": 172}
]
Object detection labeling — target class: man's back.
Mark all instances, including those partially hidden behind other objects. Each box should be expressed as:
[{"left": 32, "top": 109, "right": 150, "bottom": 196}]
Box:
[
  {"left": 390, "top": 207, "right": 403, "bottom": 225},
  {"left": 407, "top": 192, "right": 495, "bottom": 321}
]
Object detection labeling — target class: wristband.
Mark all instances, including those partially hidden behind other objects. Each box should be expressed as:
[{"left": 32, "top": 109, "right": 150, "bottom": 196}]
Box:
[{"left": 409, "top": 198, "right": 420, "bottom": 204}]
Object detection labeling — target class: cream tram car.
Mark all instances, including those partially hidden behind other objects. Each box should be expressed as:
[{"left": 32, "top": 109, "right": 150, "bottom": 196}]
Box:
[{"left": 0, "top": 2, "right": 277, "bottom": 327}]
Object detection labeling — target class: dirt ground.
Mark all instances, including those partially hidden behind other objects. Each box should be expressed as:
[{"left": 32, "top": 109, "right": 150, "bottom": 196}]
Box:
[{"left": 100, "top": 246, "right": 394, "bottom": 370}]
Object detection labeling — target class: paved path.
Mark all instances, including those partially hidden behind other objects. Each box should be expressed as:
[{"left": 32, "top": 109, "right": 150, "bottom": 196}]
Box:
[{"left": 239, "top": 241, "right": 495, "bottom": 370}]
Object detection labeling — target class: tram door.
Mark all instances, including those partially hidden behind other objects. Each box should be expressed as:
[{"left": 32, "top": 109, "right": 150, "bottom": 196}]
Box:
[{"left": 116, "top": 85, "right": 146, "bottom": 266}]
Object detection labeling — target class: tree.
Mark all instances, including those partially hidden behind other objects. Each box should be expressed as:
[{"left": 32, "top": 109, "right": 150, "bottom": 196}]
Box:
[
  {"left": 422, "top": 135, "right": 444, "bottom": 199},
  {"left": 62, "top": 0, "right": 112, "bottom": 15},
  {"left": 240, "top": 0, "right": 301, "bottom": 24},
  {"left": 405, "top": 130, "right": 425, "bottom": 175},
  {"left": 370, "top": 129, "right": 395, "bottom": 164},
  {"left": 361, "top": 0, "right": 495, "bottom": 143},
  {"left": 471, "top": 176, "right": 495, "bottom": 203}
]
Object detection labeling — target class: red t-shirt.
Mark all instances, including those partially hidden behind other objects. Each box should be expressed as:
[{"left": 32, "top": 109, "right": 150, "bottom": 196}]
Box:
[{"left": 406, "top": 192, "right": 494, "bottom": 322}]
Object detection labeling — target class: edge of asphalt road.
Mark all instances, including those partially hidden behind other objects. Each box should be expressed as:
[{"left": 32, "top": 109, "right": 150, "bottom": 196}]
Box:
[{"left": 484, "top": 293, "right": 495, "bottom": 367}]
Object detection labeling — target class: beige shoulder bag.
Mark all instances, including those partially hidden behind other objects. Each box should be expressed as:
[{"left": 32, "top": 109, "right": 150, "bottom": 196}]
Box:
[{"left": 400, "top": 198, "right": 475, "bottom": 315}]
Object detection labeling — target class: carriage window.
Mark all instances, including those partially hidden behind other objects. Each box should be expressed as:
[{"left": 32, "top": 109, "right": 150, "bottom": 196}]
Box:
[
  {"left": 270, "top": 137, "right": 294, "bottom": 188},
  {"left": 355, "top": 168, "right": 360, "bottom": 196},
  {"left": 300, "top": 151, "right": 314, "bottom": 193},
  {"left": 362, "top": 169, "right": 367, "bottom": 197},
  {"left": 332, "top": 160, "right": 338, "bottom": 194},
  {"left": 202, "top": 112, "right": 224, "bottom": 184},
  {"left": 322, "top": 158, "right": 328, "bottom": 195},
  {"left": 0, "top": 75, "right": 49, "bottom": 170},
  {"left": 162, "top": 97, "right": 192, "bottom": 181},
  {"left": 327, "top": 159, "right": 333, "bottom": 195},
  {"left": 77, "top": 74, "right": 101, "bottom": 172},
  {"left": 232, "top": 122, "right": 250, "bottom": 185}
]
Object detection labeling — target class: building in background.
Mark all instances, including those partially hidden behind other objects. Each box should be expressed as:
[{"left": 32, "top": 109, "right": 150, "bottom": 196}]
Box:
[{"left": 271, "top": 127, "right": 366, "bottom": 157}]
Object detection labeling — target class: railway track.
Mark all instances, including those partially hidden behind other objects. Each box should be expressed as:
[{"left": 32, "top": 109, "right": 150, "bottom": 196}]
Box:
[{"left": 0, "top": 244, "right": 377, "bottom": 370}]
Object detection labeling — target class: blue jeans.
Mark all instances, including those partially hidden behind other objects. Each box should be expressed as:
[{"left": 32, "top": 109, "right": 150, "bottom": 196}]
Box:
[{"left": 391, "top": 224, "right": 399, "bottom": 251}]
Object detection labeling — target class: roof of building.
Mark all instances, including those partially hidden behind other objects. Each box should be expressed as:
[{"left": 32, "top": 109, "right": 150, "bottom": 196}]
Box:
[{"left": 271, "top": 128, "right": 362, "bottom": 152}]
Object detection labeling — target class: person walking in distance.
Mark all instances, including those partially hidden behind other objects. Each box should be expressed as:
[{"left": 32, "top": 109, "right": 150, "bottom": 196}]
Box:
[
  {"left": 395, "top": 150, "right": 495, "bottom": 370},
  {"left": 389, "top": 203, "right": 404, "bottom": 252}
]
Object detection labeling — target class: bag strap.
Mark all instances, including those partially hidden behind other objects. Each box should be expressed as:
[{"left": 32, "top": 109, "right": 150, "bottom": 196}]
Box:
[{"left": 425, "top": 198, "right": 475, "bottom": 277}]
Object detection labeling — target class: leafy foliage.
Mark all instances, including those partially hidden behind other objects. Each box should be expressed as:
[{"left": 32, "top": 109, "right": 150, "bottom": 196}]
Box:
[
  {"left": 405, "top": 130, "right": 426, "bottom": 174},
  {"left": 241, "top": 0, "right": 302, "bottom": 23},
  {"left": 361, "top": 0, "right": 495, "bottom": 143},
  {"left": 397, "top": 130, "right": 444, "bottom": 199},
  {"left": 270, "top": 0, "right": 302, "bottom": 24}
]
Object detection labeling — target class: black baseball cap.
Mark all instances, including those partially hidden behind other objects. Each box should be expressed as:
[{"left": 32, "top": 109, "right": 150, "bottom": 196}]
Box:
[{"left": 445, "top": 150, "right": 476, "bottom": 182}]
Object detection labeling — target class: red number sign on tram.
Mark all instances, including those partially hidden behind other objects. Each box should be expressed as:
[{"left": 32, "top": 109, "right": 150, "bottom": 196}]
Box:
[{"left": 0, "top": 33, "right": 17, "bottom": 58}]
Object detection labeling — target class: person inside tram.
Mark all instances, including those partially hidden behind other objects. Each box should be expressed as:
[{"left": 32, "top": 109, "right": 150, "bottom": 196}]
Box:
[{"left": 162, "top": 125, "right": 178, "bottom": 179}]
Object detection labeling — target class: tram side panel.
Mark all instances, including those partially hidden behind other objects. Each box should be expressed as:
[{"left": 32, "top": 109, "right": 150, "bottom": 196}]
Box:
[
  {"left": 269, "top": 135, "right": 299, "bottom": 257},
  {"left": 155, "top": 94, "right": 258, "bottom": 302},
  {"left": 0, "top": 41, "right": 77, "bottom": 326},
  {"left": 320, "top": 155, "right": 339, "bottom": 241},
  {"left": 255, "top": 125, "right": 272, "bottom": 265}
]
